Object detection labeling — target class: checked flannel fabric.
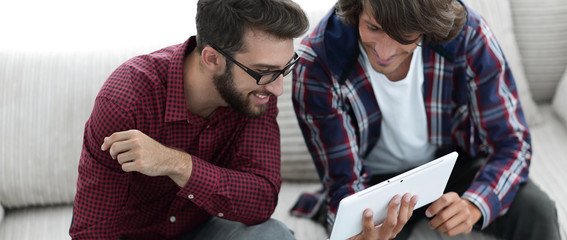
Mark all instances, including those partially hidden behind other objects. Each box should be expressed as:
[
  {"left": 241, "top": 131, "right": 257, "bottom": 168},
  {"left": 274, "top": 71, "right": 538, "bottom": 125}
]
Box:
[
  {"left": 70, "top": 36, "right": 282, "bottom": 240},
  {"left": 290, "top": 7, "right": 531, "bottom": 229}
]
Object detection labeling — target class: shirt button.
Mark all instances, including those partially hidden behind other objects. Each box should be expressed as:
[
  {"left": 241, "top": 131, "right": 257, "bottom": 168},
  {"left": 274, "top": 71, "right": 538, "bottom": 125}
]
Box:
[
  {"left": 218, "top": 213, "right": 224, "bottom": 218},
  {"left": 206, "top": 125, "right": 210, "bottom": 129},
  {"left": 188, "top": 194, "right": 194, "bottom": 199},
  {"left": 170, "top": 216, "right": 176, "bottom": 223}
]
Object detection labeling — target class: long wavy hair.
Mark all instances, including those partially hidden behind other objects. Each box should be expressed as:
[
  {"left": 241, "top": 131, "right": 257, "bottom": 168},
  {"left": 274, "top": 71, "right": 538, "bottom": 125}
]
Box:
[{"left": 337, "top": 0, "right": 467, "bottom": 45}]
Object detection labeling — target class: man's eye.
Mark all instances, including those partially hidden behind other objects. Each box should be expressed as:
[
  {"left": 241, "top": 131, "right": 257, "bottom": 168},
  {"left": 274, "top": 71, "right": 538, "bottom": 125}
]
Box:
[{"left": 367, "top": 25, "right": 382, "bottom": 32}]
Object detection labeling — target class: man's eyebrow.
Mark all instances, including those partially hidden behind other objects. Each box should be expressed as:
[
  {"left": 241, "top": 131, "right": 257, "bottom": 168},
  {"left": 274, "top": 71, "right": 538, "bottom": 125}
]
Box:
[
  {"left": 248, "top": 63, "right": 280, "bottom": 71},
  {"left": 363, "top": 18, "right": 380, "bottom": 28},
  {"left": 249, "top": 55, "right": 296, "bottom": 70}
]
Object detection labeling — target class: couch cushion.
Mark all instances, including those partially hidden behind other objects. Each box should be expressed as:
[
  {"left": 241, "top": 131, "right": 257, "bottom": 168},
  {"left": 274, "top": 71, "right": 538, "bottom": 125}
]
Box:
[
  {"left": 463, "top": 0, "right": 542, "bottom": 126},
  {"left": 0, "top": 49, "right": 156, "bottom": 208},
  {"left": 510, "top": 0, "right": 567, "bottom": 102},
  {"left": 278, "top": 76, "right": 319, "bottom": 181},
  {"left": 0, "top": 205, "right": 72, "bottom": 240},
  {"left": 0, "top": 0, "right": 199, "bottom": 209},
  {"left": 278, "top": 0, "right": 338, "bottom": 182},
  {"left": 528, "top": 105, "right": 567, "bottom": 239},
  {"left": 552, "top": 68, "right": 567, "bottom": 126}
]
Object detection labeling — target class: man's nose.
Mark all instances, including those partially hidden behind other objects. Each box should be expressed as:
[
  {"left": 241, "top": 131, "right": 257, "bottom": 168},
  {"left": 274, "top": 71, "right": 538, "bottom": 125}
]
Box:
[
  {"left": 265, "top": 73, "right": 284, "bottom": 97},
  {"left": 375, "top": 36, "right": 398, "bottom": 60}
]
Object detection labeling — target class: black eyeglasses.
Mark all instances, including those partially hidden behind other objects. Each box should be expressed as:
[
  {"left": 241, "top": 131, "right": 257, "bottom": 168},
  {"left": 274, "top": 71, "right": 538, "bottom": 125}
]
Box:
[{"left": 201, "top": 37, "right": 299, "bottom": 85}]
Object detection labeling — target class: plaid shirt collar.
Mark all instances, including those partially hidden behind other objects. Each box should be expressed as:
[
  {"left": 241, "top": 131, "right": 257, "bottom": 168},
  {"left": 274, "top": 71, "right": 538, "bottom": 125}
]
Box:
[{"left": 165, "top": 36, "right": 196, "bottom": 123}]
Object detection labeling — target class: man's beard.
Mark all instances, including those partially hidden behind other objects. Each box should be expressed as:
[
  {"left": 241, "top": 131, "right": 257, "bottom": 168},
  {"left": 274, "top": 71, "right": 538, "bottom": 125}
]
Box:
[{"left": 213, "top": 64, "right": 268, "bottom": 118}]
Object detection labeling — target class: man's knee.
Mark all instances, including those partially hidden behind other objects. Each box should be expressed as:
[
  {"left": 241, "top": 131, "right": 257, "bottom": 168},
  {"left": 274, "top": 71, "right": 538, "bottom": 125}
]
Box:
[
  {"left": 182, "top": 218, "right": 294, "bottom": 240},
  {"left": 494, "top": 180, "right": 562, "bottom": 240},
  {"left": 232, "top": 219, "right": 294, "bottom": 240},
  {"left": 512, "top": 180, "right": 558, "bottom": 222},
  {"left": 497, "top": 180, "right": 559, "bottom": 237}
]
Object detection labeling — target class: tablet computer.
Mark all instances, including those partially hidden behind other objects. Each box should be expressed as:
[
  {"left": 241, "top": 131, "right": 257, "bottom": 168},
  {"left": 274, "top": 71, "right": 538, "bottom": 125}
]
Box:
[{"left": 329, "top": 152, "right": 458, "bottom": 240}]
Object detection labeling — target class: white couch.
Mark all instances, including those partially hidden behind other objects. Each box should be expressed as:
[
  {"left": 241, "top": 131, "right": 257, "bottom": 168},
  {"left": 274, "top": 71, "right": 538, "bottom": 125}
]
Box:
[{"left": 1, "top": 0, "right": 566, "bottom": 239}]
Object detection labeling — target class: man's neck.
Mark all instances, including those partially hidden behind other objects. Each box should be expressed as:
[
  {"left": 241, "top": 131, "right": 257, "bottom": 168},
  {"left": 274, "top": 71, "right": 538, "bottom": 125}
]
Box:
[{"left": 183, "top": 50, "right": 224, "bottom": 118}]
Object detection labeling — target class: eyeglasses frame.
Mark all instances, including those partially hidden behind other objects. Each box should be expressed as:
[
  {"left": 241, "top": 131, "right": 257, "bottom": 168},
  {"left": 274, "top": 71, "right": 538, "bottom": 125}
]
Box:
[{"left": 200, "top": 37, "right": 299, "bottom": 85}]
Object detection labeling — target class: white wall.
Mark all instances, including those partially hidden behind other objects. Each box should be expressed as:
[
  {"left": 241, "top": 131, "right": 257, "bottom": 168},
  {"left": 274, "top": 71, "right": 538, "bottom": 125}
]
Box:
[{"left": 0, "top": 0, "right": 337, "bottom": 53}]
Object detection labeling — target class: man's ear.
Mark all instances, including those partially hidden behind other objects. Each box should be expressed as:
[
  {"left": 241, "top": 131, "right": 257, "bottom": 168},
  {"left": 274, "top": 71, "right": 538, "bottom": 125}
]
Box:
[{"left": 201, "top": 46, "right": 223, "bottom": 72}]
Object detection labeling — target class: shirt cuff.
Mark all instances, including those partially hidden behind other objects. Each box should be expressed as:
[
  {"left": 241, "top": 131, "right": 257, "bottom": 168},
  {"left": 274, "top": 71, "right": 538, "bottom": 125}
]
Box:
[
  {"left": 462, "top": 182, "right": 502, "bottom": 229},
  {"left": 176, "top": 155, "right": 220, "bottom": 209}
]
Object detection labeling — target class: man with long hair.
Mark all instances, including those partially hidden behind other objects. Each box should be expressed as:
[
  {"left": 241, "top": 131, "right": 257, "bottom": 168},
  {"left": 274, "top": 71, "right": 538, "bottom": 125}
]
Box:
[{"left": 291, "top": 0, "right": 561, "bottom": 239}]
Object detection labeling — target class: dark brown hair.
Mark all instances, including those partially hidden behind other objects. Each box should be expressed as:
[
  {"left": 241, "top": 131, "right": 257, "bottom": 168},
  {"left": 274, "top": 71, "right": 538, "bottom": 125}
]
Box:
[
  {"left": 196, "top": 0, "right": 309, "bottom": 56},
  {"left": 337, "top": 0, "right": 467, "bottom": 45}
]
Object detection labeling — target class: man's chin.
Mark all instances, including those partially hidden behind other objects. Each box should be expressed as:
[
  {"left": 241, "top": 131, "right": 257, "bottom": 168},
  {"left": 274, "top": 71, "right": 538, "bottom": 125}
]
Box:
[
  {"left": 238, "top": 95, "right": 269, "bottom": 118},
  {"left": 244, "top": 105, "right": 267, "bottom": 118}
]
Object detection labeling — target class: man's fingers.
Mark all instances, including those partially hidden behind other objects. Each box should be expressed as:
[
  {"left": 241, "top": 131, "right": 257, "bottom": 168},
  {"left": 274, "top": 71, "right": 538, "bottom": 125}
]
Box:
[
  {"left": 362, "top": 209, "right": 375, "bottom": 235},
  {"left": 393, "top": 193, "right": 419, "bottom": 237},
  {"left": 435, "top": 210, "right": 468, "bottom": 234},
  {"left": 430, "top": 199, "right": 474, "bottom": 236},
  {"left": 101, "top": 137, "right": 112, "bottom": 151},
  {"left": 409, "top": 195, "right": 419, "bottom": 214},
  {"left": 354, "top": 194, "right": 416, "bottom": 240},
  {"left": 101, "top": 130, "right": 139, "bottom": 151},
  {"left": 425, "top": 192, "right": 459, "bottom": 218},
  {"left": 429, "top": 197, "right": 468, "bottom": 229},
  {"left": 120, "top": 160, "right": 138, "bottom": 173},
  {"left": 400, "top": 193, "right": 413, "bottom": 217},
  {"left": 351, "top": 209, "right": 377, "bottom": 240},
  {"left": 392, "top": 193, "right": 414, "bottom": 235},
  {"left": 378, "top": 194, "right": 401, "bottom": 238},
  {"left": 108, "top": 137, "right": 143, "bottom": 160},
  {"left": 116, "top": 150, "right": 137, "bottom": 165},
  {"left": 443, "top": 220, "right": 473, "bottom": 237},
  {"left": 396, "top": 194, "right": 411, "bottom": 222}
]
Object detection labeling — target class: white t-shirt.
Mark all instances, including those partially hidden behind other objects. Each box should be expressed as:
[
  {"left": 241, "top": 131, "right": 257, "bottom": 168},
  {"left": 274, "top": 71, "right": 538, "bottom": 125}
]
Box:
[{"left": 359, "top": 43, "right": 437, "bottom": 175}]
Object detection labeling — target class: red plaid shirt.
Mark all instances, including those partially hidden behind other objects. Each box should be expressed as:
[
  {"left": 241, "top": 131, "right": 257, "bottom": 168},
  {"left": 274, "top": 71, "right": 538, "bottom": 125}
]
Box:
[{"left": 70, "top": 36, "right": 282, "bottom": 240}]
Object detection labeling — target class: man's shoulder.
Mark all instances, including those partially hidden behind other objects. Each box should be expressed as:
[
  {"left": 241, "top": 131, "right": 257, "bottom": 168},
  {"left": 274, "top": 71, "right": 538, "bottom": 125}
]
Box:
[
  {"left": 424, "top": 6, "right": 487, "bottom": 63},
  {"left": 299, "top": 9, "right": 359, "bottom": 80},
  {"left": 96, "top": 43, "right": 183, "bottom": 111},
  {"left": 121, "top": 44, "right": 180, "bottom": 83},
  {"left": 462, "top": 4, "right": 485, "bottom": 30},
  {"left": 303, "top": 9, "right": 357, "bottom": 55}
]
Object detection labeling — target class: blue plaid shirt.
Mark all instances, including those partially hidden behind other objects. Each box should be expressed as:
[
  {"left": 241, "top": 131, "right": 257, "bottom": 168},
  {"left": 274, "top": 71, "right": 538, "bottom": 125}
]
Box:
[{"left": 290, "top": 5, "right": 531, "bottom": 229}]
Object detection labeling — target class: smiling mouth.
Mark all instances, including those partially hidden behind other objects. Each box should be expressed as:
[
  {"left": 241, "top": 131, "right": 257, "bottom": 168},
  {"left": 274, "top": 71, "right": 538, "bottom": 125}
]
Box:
[
  {"left": 371, "top": 51, "right": 402, "bottom": 66},
  {"left": 255, "top": 93, "right": 268, "bottom": 99},
  {"left": 252, "top": 91, "right": 272, "bottom": 105},
  {"left": 374, "top": 56, "right": 396, "bottom": 66},
  {"left": 364, "top": 46, "right": 402, "bottom": 66}
]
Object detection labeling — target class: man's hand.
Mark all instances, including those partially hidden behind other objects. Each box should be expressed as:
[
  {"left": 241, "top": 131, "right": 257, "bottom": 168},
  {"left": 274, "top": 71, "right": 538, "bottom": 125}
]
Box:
[
  {"left": 348, "top": 193, "right": 418, "bottom": 240},
  {"left": 425, "top": 192, "right": 482, "bottom": 236},
  {"left": 101, "top": 129, "right": 193, "bottom": 187}
]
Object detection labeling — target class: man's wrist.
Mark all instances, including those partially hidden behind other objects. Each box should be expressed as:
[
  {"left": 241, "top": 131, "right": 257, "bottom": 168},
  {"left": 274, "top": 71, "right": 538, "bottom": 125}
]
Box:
[
  {"left": 464, "top": 199, "right": 482, "bottom": 226},
  {"left": 168, "top": 150, "right": 193, "bottom": 188}
]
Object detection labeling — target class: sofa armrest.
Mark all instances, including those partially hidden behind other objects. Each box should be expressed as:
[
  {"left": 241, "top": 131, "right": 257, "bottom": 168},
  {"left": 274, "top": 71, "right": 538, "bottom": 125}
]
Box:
[
  {"left": 552, "top": 67, "right": 567, "bottom": 126},
  {"left": 463, "top": 0, "right": 542, "bottom": 127},
  {"left": 0, "top": 203, "right": 4, "bottom": 224}
]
